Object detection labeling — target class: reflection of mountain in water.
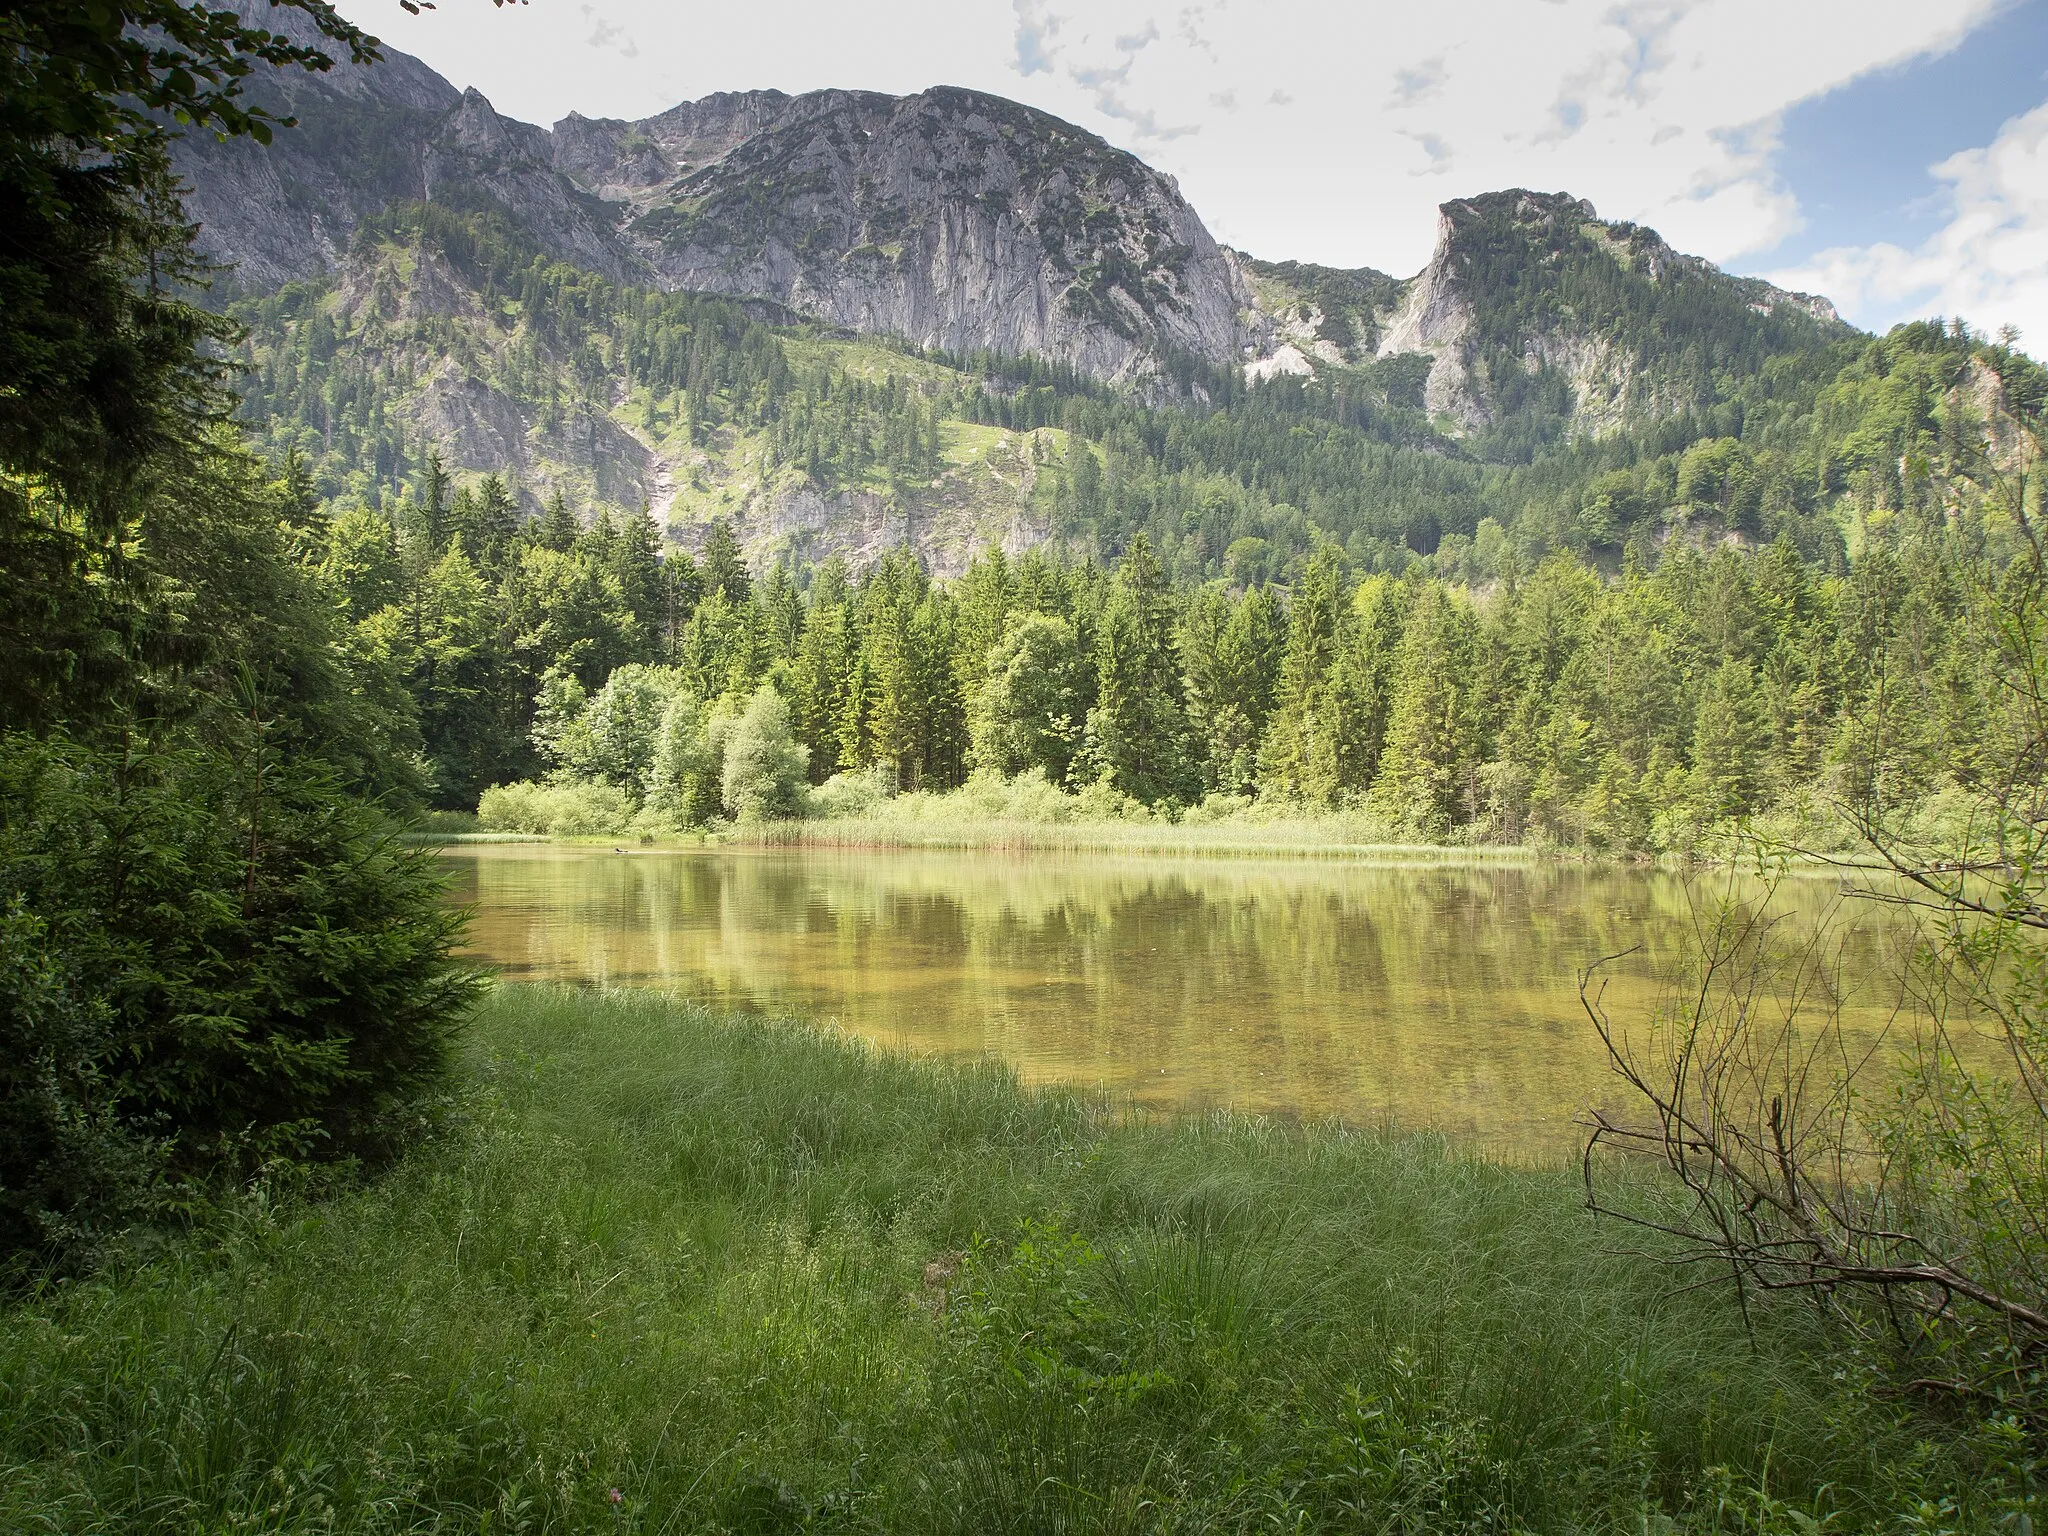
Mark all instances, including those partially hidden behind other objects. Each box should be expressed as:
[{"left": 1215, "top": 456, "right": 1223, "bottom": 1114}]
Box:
[{"left": 446, "top": 847, "right": 1907, "bottom": 1158}]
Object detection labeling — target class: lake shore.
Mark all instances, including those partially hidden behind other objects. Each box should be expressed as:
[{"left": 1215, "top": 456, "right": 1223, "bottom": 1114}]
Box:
[{"left": 1, "top": 984, "right": 2013, "bottom": 1531}]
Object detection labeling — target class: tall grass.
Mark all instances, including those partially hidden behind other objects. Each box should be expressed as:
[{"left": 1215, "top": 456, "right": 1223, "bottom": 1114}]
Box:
[
  {"left": 0, "top": 986, "right": 2023, "bottom": 1533},
  {"left": 744, "top": 814, "right": 1539, "bottom": 859},
  {"left": 739, "top": 774, "right": 1535, "bottom": 860}
]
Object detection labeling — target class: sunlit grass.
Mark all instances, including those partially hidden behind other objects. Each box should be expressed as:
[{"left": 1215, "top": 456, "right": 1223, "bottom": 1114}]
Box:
[
  {"left": 744, "top": 777, "right": 1540, "bottom": 861},
  {"left": 0, "top": 985, "right": 2014, "bottom": 1532}
]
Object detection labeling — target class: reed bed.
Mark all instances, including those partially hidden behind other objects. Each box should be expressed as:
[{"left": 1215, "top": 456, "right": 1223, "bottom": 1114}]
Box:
[
  {"left": 0, "top": 985, "right": 2021, "bottom": 1533},
  {"left": 739, "top": 812, "right": 1542, "bottom": 862}
]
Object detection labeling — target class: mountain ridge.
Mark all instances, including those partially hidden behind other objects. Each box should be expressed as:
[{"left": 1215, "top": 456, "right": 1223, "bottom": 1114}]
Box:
[{"left": 173, "top": 6, "right": 1847, "bottom": 418}]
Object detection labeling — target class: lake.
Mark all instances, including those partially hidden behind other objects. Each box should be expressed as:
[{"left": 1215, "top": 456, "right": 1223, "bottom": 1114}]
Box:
[{"left": 442, "top": 844, "right": 1911, "bottom": 1158}]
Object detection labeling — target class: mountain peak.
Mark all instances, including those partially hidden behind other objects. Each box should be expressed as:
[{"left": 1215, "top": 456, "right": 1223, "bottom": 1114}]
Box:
[{"left": 170, "top": 25, "right": 1852, "bottom": 414}]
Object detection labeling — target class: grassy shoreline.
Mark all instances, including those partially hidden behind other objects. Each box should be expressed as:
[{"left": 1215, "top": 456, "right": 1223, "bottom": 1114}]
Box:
[
  {"left": 731, "top": 815, "right": 1549, "bottom": 861},
  {"left": 1, "top": 985, "right": 2022, "bottom": 1533}
]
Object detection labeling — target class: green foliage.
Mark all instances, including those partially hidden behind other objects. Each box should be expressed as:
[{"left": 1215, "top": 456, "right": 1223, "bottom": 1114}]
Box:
[
  {"left": 1182, "top": 581, "right": 1285, "bottom": 796},
  {"left": 714, "top": 686, "right": 809, "bottom": 821},
  {"left": 0, "top": 734, "right": 483, "bottom": 1230},
  {"left": 0, "top": 14, "right": 488, "bottom": 1272},
  {"left": 1369, "top": 583, "right": 1483, "bottom": 837},
  {"left": 0, "top": 0, "right": 369, "bottom": 521},
  {"left": 0, "top": 901, "right": 153, "bottom": 1273},
  {"left": 968, "top": 614, "right": 1088, "bottom": 783},
  {"left": 476, "top": 777, "right": 636, "bottom": 837},
  {"left": 1080, "top": 535, "right": 1195, "bottom": 805}
]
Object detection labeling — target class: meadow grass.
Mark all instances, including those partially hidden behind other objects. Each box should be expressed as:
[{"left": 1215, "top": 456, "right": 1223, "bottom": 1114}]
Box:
[{"left": 0, "top": 985, "right": 2023, "bottom": 1534}]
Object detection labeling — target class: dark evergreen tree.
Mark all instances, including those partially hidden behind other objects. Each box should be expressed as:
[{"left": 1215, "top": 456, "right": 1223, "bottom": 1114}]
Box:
[{"left": 1082, "top": 535, "right": 1193, "bottom": 804}]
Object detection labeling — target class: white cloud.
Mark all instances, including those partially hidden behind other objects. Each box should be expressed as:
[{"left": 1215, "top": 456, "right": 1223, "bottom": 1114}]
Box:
[
  {"left": 1767, "top": 101, "right": 2048, "bottom": 344},
  {"left": 334, "top": 0, "right": 2008, "bottom": 291}
]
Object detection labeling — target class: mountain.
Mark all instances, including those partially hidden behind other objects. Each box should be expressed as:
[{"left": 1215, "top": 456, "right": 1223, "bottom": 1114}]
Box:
[
  {"left": 176, "top": 8, "right": 1251, "bottom": 383},
  {"left": 175, "top": 8, "right": 1845, "bottom": 417},
  {"left": 179, "top": 9, "right": 1908, "bottom": 577},
  {"left": 1374, "top": 192, "right": 1845, "bottom": 443}
]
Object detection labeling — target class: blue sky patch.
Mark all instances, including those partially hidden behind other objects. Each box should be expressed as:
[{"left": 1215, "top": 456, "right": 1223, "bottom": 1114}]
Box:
[{"left": 1746, "top": 0, "right": 2048, "bottom": 268}]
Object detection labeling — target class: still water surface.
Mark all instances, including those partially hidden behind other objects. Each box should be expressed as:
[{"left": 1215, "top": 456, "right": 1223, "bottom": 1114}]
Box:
[{"left": 443, "top": 845, "right": 1909, "bottom": 1158}]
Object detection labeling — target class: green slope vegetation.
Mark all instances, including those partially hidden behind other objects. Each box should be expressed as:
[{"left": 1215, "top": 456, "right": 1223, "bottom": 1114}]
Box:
[{"left": 230, "top": 200, "right": 1916, "bottom": 581}]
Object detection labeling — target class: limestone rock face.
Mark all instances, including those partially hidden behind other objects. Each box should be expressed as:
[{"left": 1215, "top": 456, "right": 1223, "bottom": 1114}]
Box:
[
  {"left": 172, "top": 17, "right": 1254, "bottom": 382},
  {"left": 1374, "top": 210, "right": 1485, "bottom": 428},
  {"left": 590, "top": 86, "right": 1251, "bottom": 384},
  {"left": 1362, "top": 191, "right": 1847, "bottom": 439}
]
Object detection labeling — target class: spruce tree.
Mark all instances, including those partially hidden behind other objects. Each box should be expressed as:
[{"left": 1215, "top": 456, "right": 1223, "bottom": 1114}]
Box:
[
  {"left": 460, "top": 473, "right": 518, "bottom": 572},
  {"left": 1259, "top": 541, "right": 1359, "bottom": 803},
  {"left": 419, "top": 449, "right": 452, "bottom": 551},
  {"left": 951, "top": 548, "right": 1014, "bottom": 694},
  {"left": 1081, "top": 534, "right": 1193, "bottom": 805},
  {"left": 1689, "top": 659, "right": 1762, "bottom": 818},
  {"left": 700, "top": 517, "right": 751, "bottom": 603},
  {"left": 1183, "top": 585, "right": 1286, "bottom": 797},
  {"left": 1367, "top": 582, "right": 1480, "bottom": 837},
  {"left": 608, "top": 509, "right": 665, "bottom": 652},
  {"left": 536, "top": 489, "right": 580, "bottom": 552}
]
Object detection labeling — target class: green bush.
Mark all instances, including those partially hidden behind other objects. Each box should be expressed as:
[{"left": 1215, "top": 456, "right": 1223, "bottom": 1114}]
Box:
[
  {"left": 0, "top": 733, "right": 484, "bottom": 1266},
  {"left": 476, "top": 778, "right": 636, "bottom": 836},
  {"left": 0, "top": 902, "right": 157, "bottom": 1273},
  {"left": 713, "top": 686, "right": 809, "bottom": 821},
  {"left": 805, "top": 764, "right": 896, "bottom": 819}
]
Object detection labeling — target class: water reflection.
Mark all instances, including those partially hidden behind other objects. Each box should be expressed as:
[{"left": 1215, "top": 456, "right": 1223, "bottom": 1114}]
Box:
[{"left": 443, "top": 846, "right": 1908, "bottom": 1159}]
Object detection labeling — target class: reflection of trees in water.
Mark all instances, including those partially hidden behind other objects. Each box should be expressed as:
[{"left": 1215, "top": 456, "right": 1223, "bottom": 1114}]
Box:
[{"left": 450, "top": 849, "right": 1909, "bottom": 1153}]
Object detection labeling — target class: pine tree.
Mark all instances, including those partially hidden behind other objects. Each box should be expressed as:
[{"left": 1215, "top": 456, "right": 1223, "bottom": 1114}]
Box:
[
  {"left": 1182, "top": 584, "right": 1285, "bottom": 797},
  {"left": 951, "top": 548, "right": 1014, "bottom": 695},
  {"left": 536, "top": 489, "right": 580, "bottom": 552},
  {"left": 792, "top": 596, "right": 855, "bottom": 781},
  {"left": 699, "top": 517, "right": 751, "bottom": 603},
  {"left": 1081, "top": 534, "right": 1193, "bottom": 805},
  {"left": 280, "top": 443, "right": 323, "bottom": 534},
  {"left": 1367, "top": 582, "right": 1479, "bottom": 837},
  {"left": 759, "top": 562, "right": 805, "bottom": 657},
  {"left": 419, "top": 448, "right": 452, "bottom": 551},
  {"left": 1259, "top": 542, "right": 1361, "bottom": 803},
  {"left": 1689, "top": 659, "right": 1762, "bottom": 818},
  {"left": 460, "top": 473, "right": 518, "bottom": 572},
  {"left": 859, "top": 554, "right": 929, "bottom": 787},
  {"left": 608, "top": 509, "right": 665, "bottom": 653}
]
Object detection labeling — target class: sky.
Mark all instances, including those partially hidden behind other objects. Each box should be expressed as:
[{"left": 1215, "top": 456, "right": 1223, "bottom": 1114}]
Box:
[{"left": 332, "top": 0, "right": 2048, "bottom": 344}]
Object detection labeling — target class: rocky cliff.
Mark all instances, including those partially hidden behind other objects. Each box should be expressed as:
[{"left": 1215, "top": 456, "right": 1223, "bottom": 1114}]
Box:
[
  {"left": 1362, "top": 192, "right": 1845, "bottom": 441},
  {"left": 176, "top": 8, "right": 1256, "bottom": 381},
  {"left": 609, "top": 86, "right": 1249, "bottom": 385}
]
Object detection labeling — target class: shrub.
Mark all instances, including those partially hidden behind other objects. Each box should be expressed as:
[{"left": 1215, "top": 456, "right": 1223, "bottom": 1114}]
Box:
[
  {"left": 805, "top": 764, "right": 896, "bottom": 819},
  {"left": 477, "top": 779, "right": 636, "bottom": 837},
  {"left": 0, "top": 902, "right": 157, "bottom": 1273},
  {"left": 0, "top": 733, "right": 485, "bottom": 1267},
  {"left": 715, "top": 687, "right": 808, "bottom": 821}
]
